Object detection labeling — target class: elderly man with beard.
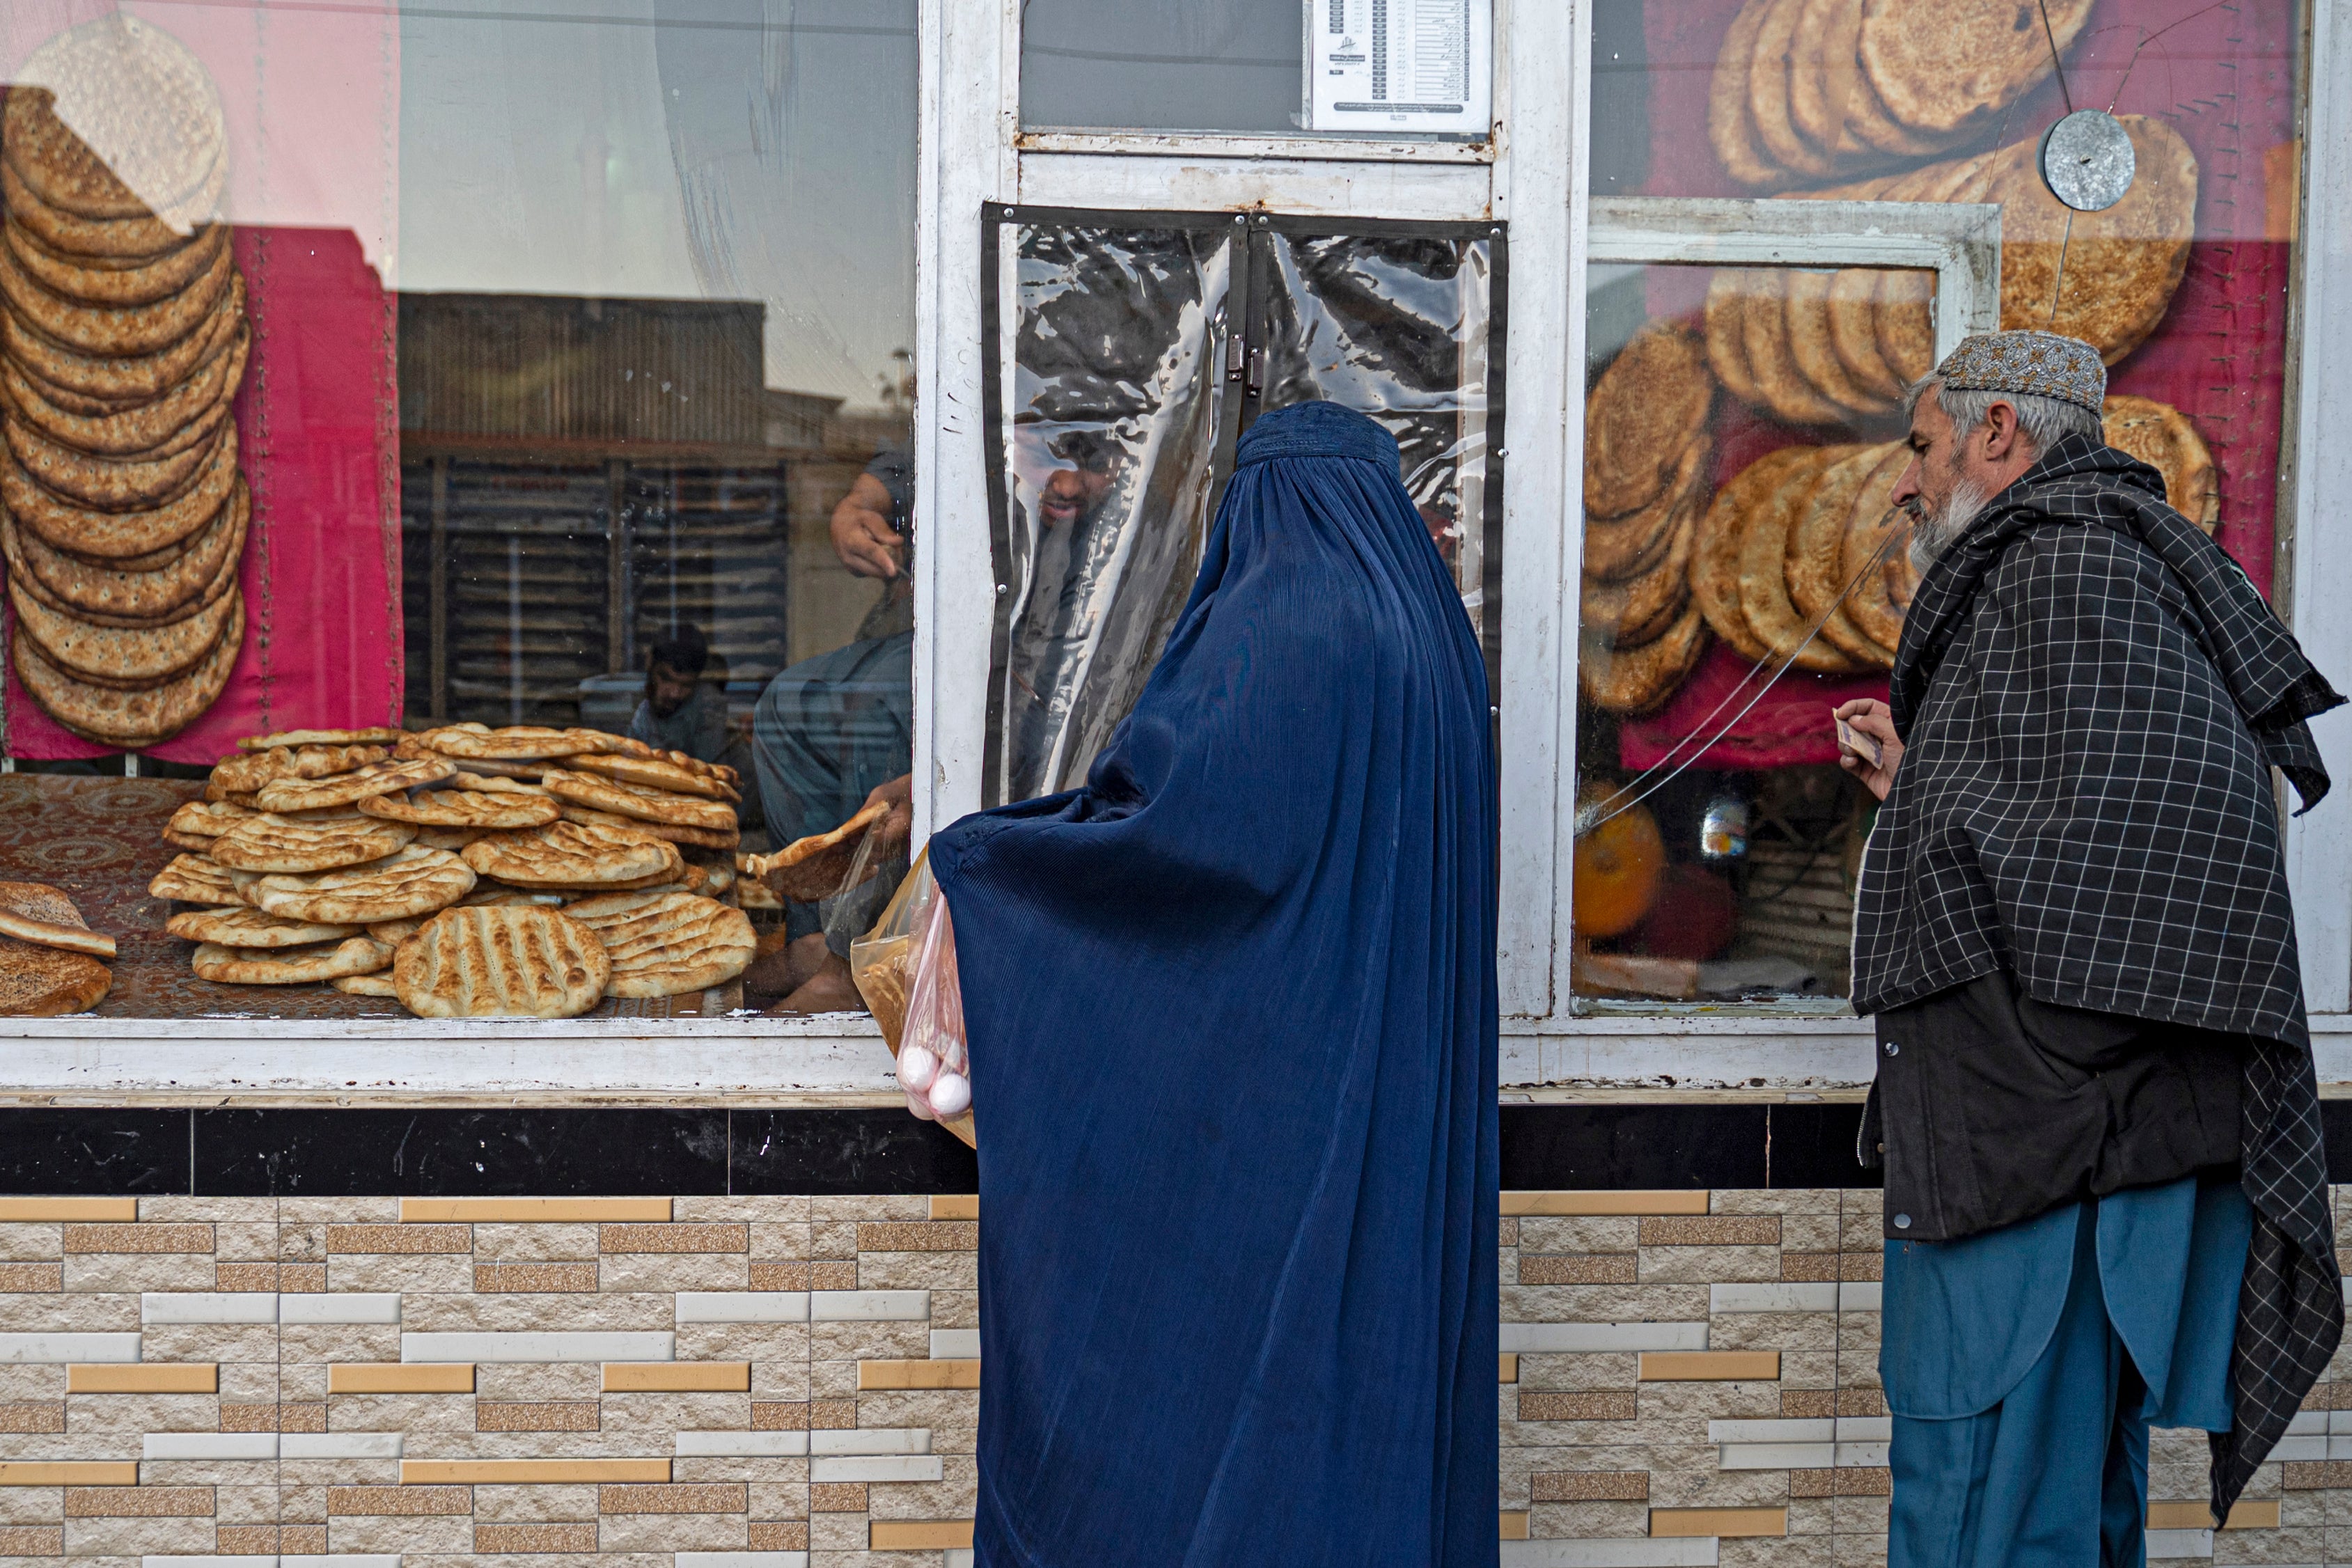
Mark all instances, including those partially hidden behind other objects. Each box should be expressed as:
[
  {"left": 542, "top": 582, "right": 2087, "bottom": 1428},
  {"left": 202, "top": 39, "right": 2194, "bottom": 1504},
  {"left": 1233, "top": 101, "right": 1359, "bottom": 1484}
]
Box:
[{"left": 1830, "top": 331, "right": 2344, "bottom": 1567}]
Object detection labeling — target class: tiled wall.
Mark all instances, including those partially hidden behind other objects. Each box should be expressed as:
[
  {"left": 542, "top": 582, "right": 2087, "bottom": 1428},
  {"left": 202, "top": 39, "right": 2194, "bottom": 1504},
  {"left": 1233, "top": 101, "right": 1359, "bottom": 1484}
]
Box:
[
  {"left": 0, "top": 1195, "right": 980, "bottom": 1568},
  {"left": 1, "top": 1186, "right": 2342, "bottom": 1568}
]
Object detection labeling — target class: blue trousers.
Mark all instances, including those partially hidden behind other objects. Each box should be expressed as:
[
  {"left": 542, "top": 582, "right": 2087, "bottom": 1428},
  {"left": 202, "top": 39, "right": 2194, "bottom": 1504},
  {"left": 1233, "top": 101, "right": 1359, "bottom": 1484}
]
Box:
[{"left": 1884, "top": 1175, "right": 2250, "bottom": 1568}]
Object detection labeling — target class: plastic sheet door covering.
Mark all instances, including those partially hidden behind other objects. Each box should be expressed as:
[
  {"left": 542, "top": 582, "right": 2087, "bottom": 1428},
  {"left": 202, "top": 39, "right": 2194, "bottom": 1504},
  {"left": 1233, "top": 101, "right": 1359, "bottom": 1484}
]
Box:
[{"left": 982, "top": 209, "right": 1505, "bottom": 806}]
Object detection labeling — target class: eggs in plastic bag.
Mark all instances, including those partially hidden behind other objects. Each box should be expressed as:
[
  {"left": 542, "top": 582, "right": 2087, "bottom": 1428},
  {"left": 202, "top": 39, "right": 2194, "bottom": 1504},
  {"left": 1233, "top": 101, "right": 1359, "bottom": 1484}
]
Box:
[
  {"left": 897, "top": 1042, "right": 939, "bottom": 1093},
  {"left": 927, "top": 1071, "right": 971, "bottom": 1118}
]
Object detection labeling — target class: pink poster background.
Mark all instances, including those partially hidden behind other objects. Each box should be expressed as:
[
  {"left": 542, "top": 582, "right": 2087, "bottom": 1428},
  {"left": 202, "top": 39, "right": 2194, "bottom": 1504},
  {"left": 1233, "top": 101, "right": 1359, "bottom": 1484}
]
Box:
[
  {"left": 1615, "top": 0, "right": 2299, "bottom": 771},
  {"left": 0, "top": 0, "right": 400, "bottom": 761}
]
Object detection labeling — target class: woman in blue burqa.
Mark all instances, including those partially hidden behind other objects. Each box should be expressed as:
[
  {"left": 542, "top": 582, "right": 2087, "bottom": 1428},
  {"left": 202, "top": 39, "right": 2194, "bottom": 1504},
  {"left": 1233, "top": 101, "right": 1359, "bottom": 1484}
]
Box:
[{"left": 927, "top": 400, "right": 1498, "bottom": 1565}]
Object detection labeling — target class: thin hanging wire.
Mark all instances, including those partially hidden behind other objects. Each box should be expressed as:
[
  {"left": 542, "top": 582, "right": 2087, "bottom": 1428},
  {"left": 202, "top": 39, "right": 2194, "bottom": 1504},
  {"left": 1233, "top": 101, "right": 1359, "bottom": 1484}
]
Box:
[
  {"left": 1576, "top": 515, "right": 1915, "bottom": 837},
  {"left": 2035, "top": 0, "right": 2076, "bottom": 114}
]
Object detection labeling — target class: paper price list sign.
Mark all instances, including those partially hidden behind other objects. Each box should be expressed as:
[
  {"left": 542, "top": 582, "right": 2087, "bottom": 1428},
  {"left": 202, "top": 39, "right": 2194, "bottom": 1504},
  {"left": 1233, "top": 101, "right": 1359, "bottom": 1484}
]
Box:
[{"left": 1307, "top": 0, "right": 1490, "bottom": 135}]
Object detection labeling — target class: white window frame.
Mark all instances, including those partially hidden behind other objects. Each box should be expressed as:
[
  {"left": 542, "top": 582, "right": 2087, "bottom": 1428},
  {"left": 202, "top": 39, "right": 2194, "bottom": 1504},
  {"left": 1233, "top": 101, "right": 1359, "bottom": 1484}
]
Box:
[{"left": 12, "top": 0, "right": 2349, "bottom": 1097}]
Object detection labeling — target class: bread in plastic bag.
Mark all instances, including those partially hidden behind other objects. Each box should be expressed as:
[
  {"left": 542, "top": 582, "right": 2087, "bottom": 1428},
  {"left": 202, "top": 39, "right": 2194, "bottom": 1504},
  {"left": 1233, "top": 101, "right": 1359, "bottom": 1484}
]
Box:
[{"left": 849, "top": 846, "right": 974, "bottom": 1148}]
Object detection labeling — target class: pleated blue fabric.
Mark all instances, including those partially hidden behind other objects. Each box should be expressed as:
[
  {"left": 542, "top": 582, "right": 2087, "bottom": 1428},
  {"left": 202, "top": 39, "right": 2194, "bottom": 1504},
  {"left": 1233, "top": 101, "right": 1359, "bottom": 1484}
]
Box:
[{"left": 928, "top": 400, "right": 1499, "bottom": 1568}]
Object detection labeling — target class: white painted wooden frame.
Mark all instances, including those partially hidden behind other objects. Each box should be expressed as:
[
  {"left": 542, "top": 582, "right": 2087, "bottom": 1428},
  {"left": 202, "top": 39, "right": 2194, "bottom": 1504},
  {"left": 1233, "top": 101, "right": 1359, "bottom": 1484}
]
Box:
[{"left": 2282, "top": 0, "right": 2352, "bottom": 1019}]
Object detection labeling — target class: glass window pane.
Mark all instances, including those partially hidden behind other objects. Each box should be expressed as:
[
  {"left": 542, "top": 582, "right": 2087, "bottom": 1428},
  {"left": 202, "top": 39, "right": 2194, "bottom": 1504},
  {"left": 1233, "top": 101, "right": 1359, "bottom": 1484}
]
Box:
[
  {"left": 1578, "top": 0, "right": 2305, "bottom": 1007},
  {"left": 0, "top": 0, "right": 916, "bottom": 1021},
  {"left": 1574, "top": 260, "right": 1934, "bottom": 1005},
  {"left": 1021, "top": 0, "right": 1491, "bottom": 138}
]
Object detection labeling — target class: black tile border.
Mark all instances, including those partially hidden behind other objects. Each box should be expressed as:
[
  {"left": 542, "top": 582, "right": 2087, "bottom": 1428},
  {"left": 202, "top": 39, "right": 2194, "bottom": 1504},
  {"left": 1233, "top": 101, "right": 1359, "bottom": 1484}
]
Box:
[{"left": 1, "top": 1100, "right": 2337, "bottom": 1195}]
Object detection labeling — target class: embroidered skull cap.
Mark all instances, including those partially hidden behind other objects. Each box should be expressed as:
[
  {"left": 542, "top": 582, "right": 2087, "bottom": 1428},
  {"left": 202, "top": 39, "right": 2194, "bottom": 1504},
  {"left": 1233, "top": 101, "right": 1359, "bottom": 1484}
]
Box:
[{"left": 1931, "top": 329, "right": 2106, "bottom": 414}]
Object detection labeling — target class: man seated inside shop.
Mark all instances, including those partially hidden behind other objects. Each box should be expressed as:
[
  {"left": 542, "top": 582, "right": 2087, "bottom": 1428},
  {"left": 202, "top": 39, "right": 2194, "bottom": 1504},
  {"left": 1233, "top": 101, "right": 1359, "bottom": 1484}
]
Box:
[
  {"left": 629, "top": 625, "right": 754, "bottom": 801},
  {"left": 745, "top": 434, "right": 1123, "bottom": 1012},
  {"left": 743, "top": 445, "right": 917, "bottom": 1013}
]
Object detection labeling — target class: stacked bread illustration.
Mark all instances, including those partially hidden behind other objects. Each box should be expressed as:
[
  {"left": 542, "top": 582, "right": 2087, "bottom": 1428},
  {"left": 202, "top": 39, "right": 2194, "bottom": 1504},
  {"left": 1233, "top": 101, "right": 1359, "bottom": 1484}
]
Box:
[
  {"left": 1711, "top": 0, "right": 2094, "bottom": 191},
  {"left": 1583, "top": 392, "right": 2217, "bottom": 713},
  {"left": 151, "top": 723, "right": 756, "bottom": 1017},
  {"left": 1711, "top": 117, "right": 2200, "bottom": 426},
  {"left": 0, "top": 17, "right": 249, "bottom": 748},
  {"left": 1578, "top": 323, "right": 1718, "bottom": 714}
]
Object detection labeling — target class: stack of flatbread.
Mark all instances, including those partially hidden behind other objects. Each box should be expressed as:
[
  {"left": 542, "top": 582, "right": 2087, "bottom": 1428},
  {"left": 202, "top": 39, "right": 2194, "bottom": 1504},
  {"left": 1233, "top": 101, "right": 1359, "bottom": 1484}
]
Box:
[
  {"left": 0, "top": 880, "right": 115, "bottom": 1016},
  {"left": 1709, "top": 0, "right": 2092, "bottom": 191},
  {"left": 155, "top": 723, "right": 753, "bottom": 1014},
  {"left": 1672, "top": 386, "right": 2218, "bottom": 684},
  {"left": 0, "top": 18, "right": 251, "bottom": 748},
  {"left": 1578, "top": 322, "right": 1718, "bottom": 715}
]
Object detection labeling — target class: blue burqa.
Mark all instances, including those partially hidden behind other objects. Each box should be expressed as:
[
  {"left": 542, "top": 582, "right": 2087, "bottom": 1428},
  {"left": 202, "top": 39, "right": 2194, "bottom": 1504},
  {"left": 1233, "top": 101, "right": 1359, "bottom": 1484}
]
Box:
[{"left": 929, "top": 400, "right": 1499, "bottom": 1567}]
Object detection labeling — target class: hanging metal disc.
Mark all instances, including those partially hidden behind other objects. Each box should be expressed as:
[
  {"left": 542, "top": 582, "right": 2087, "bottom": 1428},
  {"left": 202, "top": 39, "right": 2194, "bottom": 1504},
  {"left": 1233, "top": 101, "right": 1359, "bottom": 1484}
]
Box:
[{"left": 2039, "top": 109, "right": 2135, "bottom": 213}]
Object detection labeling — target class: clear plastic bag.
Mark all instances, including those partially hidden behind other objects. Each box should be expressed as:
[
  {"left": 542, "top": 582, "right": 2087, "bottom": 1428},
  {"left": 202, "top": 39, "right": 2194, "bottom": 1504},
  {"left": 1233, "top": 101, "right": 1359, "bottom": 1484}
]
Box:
[{"left": 849, "top": 847, "right": 975, "bottom": 1148}]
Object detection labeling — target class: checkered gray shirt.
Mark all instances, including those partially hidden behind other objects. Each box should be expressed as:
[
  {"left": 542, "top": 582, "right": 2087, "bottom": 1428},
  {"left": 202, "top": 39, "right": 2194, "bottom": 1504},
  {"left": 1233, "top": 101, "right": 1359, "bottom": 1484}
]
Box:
[{"left": 1852, "top": 434, "right": 2344, "bottom": 1515}]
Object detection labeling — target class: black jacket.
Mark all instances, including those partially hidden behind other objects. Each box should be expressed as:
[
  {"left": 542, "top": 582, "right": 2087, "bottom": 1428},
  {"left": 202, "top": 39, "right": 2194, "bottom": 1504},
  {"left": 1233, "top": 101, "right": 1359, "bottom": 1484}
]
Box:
[{"left": 1851, "top": 437, "right": 2343, "bottom": 1516}]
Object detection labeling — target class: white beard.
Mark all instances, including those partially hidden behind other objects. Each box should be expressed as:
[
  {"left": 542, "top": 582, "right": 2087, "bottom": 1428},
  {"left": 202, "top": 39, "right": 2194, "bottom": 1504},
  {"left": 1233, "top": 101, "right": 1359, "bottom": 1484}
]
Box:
[{"left": 1908, "top": 476, "right": 1993, "bottom": 572}]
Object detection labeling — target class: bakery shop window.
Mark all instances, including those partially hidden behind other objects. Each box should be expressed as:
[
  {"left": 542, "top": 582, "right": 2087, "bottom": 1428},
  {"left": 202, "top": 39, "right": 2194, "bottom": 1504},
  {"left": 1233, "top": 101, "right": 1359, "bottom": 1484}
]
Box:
[
  {"left": 0, "top": 2, "right": 916, "bottom": 1021},
  {"left": 1573, "top": 0, "right": 2296, "bottom": 1005},
  {"left": 1020, "top": 0, "right": 1493, "bottom": 140},
  {"left": 980, "top": 209, "right": 1502, "bottom": 806}
]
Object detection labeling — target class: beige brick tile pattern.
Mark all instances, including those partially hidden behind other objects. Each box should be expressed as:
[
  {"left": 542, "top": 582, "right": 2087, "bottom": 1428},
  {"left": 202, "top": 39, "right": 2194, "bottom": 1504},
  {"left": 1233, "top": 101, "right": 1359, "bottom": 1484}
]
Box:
[
  {"left": 476, "top": 1262, "right": 599, "bottom": 1292},
  {"left": 328, "top": 1224, "right": 469, "bottom": 1253},
  {"left": 0, "top": 1401, "right": 63, "bottom": 1432},
  {"left": 479, "top": 1400, "right": 599, "bottom": 1431},
  {"left": 65, "top": 1487, "right": 212, "bottom": 1517},
  {"left": 331, "top": 1486, "right": 472, "bottom": 1515},
  {"left": 809, "top": 1482, "right": 867, "bottom": 1512},
  {"left": 0, "top": 1263, "right": 63, "bottom": 1291},
  {"left": 0, "top": 1523, "right": 63, "bottom": 1553},
  {"left": 748, "top": 1519, "right": 810, "bottom": 1549}
]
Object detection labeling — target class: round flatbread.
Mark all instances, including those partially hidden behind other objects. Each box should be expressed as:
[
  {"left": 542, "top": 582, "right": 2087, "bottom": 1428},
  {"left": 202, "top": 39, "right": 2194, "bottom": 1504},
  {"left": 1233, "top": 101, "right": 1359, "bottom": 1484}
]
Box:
[
  {"left": 164, "top": 798, "right": 255, "bottom": 842},
  {"left": 10, "top": 594, "right": 241, "bottom": 746},
  {"left": 252, "top": 757, "right": 457, "bottom": 813},
  {"left": 3, "top": 216, "right": 228, "bottom": 307},
  {"left": 1785, "top": 270, "right": 1890, "bottom": 416},
  {"left": 0, "top": 480, "right": 246, "bottom": 625},
  {"left": 1739, "top": 444, "right": 1868, "bottom": 672},
  {"left": 211, "top": 815, "right": 418, "bottom": 875},
  {"left": 0, "top": 158, "right": 187, "bottom": 261},
  {"left": 450, "top": 772, "right": 551, "bottom": 797},
  {"left": 1747, "top": 0, "right": 1834, "bottom": 180},
  {"left": 6, "top": 18, "right": 227, "bottom": 221},
  {"left": 0, "top": 269, "right": 242, "bottom": 403},
  {"left": 0, "top": 882, "right": 109, "bottom": 962},
  {"left": 358, "top": 789, "right": 560, "bottom": 831},
  {"left": 746, "top": 799, "right": 895, "bottom": 903},
  {"left": 193, "top": 936, "right": 393, "bottom": 986},
  {"left": 1827, "top": 267, "right": 1906, "bottom": 401},
  {"left": 551, "top": 804, "right": 741, "bottom": 852},
  {"left": 243, "top": 846, "right": 476, "bottom": 927},
  {"left": 8, "top": 572, "right": 237, "bottom": 690},
  {"left": 212, "top": 745, "right": 390, "bottom": 794},
  {"left": 1704, "top": 271, "right": 1769, "bottom": 409},
  {"left": 1785, "top": 441, "right": 1901, "bottom": 668},
  {"left": 1858, "top": 0, "right": 2093, "bottom": 137},
  {"left": 1584, "top": 322, "right": 1716, "bottom": 520},
  {"left": 2103, "top": 393, "right": 2218, "bottom": 531},
  {"left": 559, "top": 752, "right": 739, "bottom": 802},
  {"left": 1833, "top": 444, "right": 1915, "bottom": 656},
  {"left": 1991, "top": 116, "right": 2197, "bottom": 365},
  {"left": 3, "top": 411, "right": 225, "bottom": 512},
  {"left": 1584, "top": 441, "right": 1709, "bottom": 584},
  {"left": 1582, "top": 499, "right": 1698, "bottom": 649},
  {"left": 331, "top": 971, "right": 400, "bottom": 996},
  {"left": 148, "top": 853, "right": 242, "bottom": 906},
  {"left": 0, "top": 320, "right": 246, "bottom": 458},
  {"left": 237, "top": 727, "right": 407, "bottom": 752},
  {"left": 421, "top": 724, "right": 597, "bottom": 762},
  {"left": 0, "top": 935, "right": 110, "bottom": 1016},
  {"left": 1807, "top": 0, "right": 1881, "bottom": 161},
  {"left": 558, "top": 728, "right": 661, "bottom": 760},
  {"left": 1579, "top": 602, "right": 1711, "bottom": 716},
  {"left": 563, "top": 891, "right": 756, "bottom": 999},
  {"left": 1691, "top": 446, "right": 1817, "bottom": 664},
  {"left": 1708, "top": 0, "right": 1786, "bottom": 189},
  {"left": 3, "top": 423, "right": 238, "bottom": 564},
  {"left": 461, "top": 820, "right": 684, "bottom": 890},
  {"left": 1741, "top": 274, "right": 1846, "bottom": 425},
  {"left": 393, "top": 905, "right": 611, "bottom": 1019},
  {"left": 538, "top": 769, "right": 738, "bottom": 833},
  {"left": 1874, "top": 270, "right": 1938, "bottom": 388},
  {"left": 0, "top": 228, "right": 233, "bottom": 358},
  {"left": 166, "top": 906, "right": 363, "bottom": 948}
]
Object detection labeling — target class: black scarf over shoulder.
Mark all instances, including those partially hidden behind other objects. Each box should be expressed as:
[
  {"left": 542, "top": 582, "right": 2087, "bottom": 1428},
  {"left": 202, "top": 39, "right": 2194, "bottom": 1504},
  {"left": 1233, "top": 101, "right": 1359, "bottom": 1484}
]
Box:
[{"left": 1852, "top": 433, "right": 2344, "bottom": 1515}]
